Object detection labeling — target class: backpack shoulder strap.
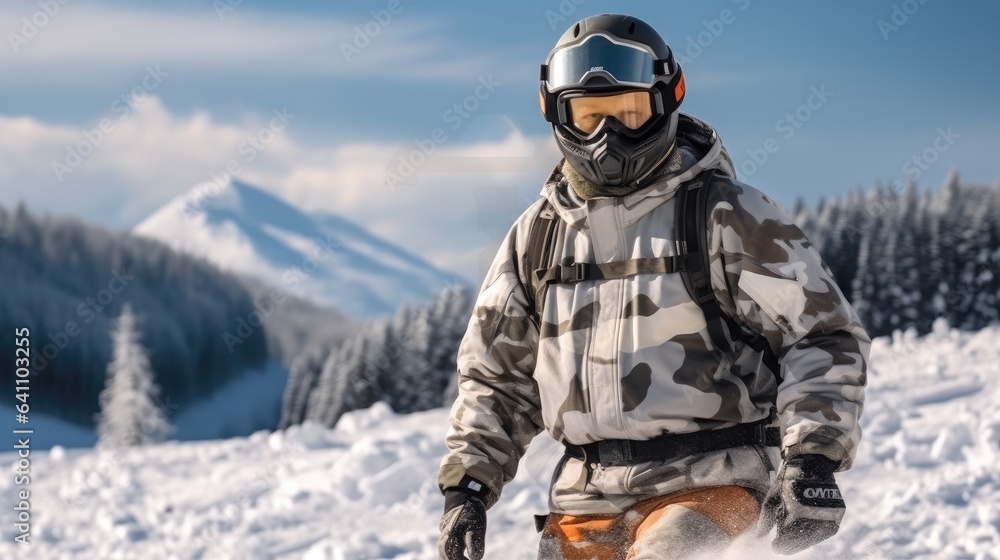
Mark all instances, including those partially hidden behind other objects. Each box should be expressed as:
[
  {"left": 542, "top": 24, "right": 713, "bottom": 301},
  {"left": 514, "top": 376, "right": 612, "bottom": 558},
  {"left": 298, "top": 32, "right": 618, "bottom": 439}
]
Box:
[
  {"left": 522, "top": 200, "right": 561, "bottom": 323},
  {"left": 676, "top": 168, "right": 781, "bottom": 376},
  {"left": 676, "top": 168, "right": 730, "bottom": 352}
]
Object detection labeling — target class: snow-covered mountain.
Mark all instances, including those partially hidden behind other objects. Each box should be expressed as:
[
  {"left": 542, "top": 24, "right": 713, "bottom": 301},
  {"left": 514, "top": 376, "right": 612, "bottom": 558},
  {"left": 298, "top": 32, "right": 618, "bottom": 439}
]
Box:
[
  {"left": 3, "top": 323, "right": 999, "bottom": 558},
  {"left": 134, "top": 180, "right": 463, "bottom": 318}
]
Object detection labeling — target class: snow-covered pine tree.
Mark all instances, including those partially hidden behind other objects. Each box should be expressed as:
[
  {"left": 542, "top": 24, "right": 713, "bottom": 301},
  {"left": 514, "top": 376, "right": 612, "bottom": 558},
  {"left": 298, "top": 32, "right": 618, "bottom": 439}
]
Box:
[
  {"left": 977, "top": 183, "right": 1000, "bottom": 325},
  {"left": 928, "top": 171, "right": 961, "bottom": 317},
  {"left": 304, "top": 342, "right": 346, "bottom": 425},
  {"left": 391, "top": 304, "right": 434, "bottom": 414},
  {"left": 325, "top": 335, "right": 359, "bottom": 427},
  {"left": 913, "top": 188, "right": 937, "bottom": 329},
  {"left": 327, "top": 320, "right": 397, "bottom": 427},
  {"left": 439, "top": 286, "right": 473, "bottom": 351},
  {"left": 826, "top": 189, "right": 865, "bottom": 295},
  {"left": 385, "top": 286, "right": 474, "bottom": 413},
  {"left": 95, "top": 305, "right": 171, "bottom": 448},
  {"left": 957, "top": 182, "right": 1000, "bottom": 328},
  {"left": 278, "top": 347, "right": 328, "bottom": 429},
  {"left": 851, "top": 187, "right": 883, "bottom": 332},
  {"left": 871, "top": 183, "right": 900, "bottom": 330},
  {"left": 433, "top": 286, "right": 473, "bottom": 405},
  {"left": 890, "top": 179, "right": 922, "bottom": 330},
  {"left": 356, "top": 316, "right": 392, "bottom": 399}
]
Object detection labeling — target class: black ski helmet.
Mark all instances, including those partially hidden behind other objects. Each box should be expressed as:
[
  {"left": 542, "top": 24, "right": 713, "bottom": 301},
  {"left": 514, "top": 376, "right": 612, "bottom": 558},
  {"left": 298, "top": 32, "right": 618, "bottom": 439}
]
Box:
[{"left": 540, "top": 14, "right": 685, "bottom": 188}]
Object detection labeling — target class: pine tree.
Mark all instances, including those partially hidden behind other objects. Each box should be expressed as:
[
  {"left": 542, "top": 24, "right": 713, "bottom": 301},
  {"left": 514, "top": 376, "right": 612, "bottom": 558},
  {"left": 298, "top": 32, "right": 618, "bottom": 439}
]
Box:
[
  {"left": 929, "top": 171, "right": 961, "bottom": 317},
  {"left": 325, "top": 332, "right": 376, "bottom": 427},
  {"left": 392, "top": 304, "right": 435, "bottom": 413},
  {"left": 867, "top": 184, "right": 897, "bottom": 332},
  {"left": 277, "top": 347, "right": 327, "bottom": 429},
  {"left": 433, "top": 286, "right": 473, "bottom": 405},
  {"left": 317, "top": 321, "right": 388, "bottom": 428},
  {"left": 959, "top": 184, "right": 1000, "bottom": 328},
  {"left": 850, "top": 186, "right": 884, "bottom": 332},
  {"left": 825, "top": 193, "right": 862, "bottom": 294},
  {"left": 95, "top": 305, "right": 171, "bottom": 447},
  {"left": 306, "top": 342, "right": 347, "bottom": 425},
  {"left": 890, "top": 180, "right": 922, "bottom": 330}
]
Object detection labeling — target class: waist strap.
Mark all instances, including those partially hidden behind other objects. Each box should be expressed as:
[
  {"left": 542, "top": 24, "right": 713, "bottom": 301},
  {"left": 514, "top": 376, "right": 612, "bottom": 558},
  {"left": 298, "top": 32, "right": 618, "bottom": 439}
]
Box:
[{"left": 563, "top": 420, "right": 780, "bottom": 467}]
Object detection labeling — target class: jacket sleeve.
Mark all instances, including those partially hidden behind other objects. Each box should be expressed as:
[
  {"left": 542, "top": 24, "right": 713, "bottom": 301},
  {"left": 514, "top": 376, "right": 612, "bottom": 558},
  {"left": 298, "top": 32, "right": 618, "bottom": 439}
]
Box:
[
  {"left": 438, "top": 215, "right": 544, "bottom": 508},
  {"left": 706, "top": 180, "right": 870, "bottom": 471}
]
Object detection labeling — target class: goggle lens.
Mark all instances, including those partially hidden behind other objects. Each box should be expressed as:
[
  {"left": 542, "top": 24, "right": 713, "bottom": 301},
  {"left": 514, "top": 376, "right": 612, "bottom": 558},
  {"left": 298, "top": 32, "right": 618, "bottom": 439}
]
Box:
[{"left": 567, "top": 91, "right": 653, "bottom": 135}]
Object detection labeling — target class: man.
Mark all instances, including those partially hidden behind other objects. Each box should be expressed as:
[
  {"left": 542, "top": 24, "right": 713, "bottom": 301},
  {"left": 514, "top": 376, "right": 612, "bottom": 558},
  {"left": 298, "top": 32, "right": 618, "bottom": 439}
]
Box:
[{"left": 439, "top": 14, "right": 868, "bottom": 559}]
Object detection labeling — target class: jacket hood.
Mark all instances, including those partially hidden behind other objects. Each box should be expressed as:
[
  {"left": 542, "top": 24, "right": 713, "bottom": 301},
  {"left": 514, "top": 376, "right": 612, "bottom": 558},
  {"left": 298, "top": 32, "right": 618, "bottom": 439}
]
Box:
[{"left": 539, "top": 112, "right": 736, "bottom": 229}]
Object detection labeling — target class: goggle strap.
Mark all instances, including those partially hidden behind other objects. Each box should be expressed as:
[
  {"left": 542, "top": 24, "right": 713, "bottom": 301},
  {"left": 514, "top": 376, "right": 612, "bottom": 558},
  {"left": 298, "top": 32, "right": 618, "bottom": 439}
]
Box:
[
  {"left": 540, "top": 83, "right": 560, "bottom": 124},
  {"left": 653, "top": 68, "right": 685, "bottom": 112}
]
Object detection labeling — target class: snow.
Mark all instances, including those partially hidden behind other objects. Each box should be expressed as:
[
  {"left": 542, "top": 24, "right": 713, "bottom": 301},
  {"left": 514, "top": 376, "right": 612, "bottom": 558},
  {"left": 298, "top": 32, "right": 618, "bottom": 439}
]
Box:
[
  {"left": 133, "top": 180, "right": 465, "bottom": 318},
  {"left": 2, "top": 325, "right": 999, "bottom": 558}
]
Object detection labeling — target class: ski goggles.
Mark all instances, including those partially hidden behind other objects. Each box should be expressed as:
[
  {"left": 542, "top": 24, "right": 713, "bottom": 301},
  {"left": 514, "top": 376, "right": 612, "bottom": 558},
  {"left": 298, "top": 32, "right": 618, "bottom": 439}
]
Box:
[
  {"left": 542, "top": 34, "right": 664, "bottom": 92},
  {"left": 564, "top": 90, "right": 654, "bottom": 135}
]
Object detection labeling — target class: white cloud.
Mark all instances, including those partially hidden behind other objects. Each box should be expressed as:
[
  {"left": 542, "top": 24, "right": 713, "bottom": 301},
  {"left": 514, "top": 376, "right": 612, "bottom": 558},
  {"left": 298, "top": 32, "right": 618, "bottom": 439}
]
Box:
[
  {"left": 0, "top": 4, "right": 490, "bottom": 82},
  {"left": 0, "top": 96, "right": 561, "bottom": 284}
]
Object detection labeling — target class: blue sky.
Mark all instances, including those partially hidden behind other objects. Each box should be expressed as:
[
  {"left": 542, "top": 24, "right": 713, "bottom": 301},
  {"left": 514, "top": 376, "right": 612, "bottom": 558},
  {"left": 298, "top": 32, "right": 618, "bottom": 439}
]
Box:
[{"left": 1, "top": 0, "right": 998, "bottom": 283}]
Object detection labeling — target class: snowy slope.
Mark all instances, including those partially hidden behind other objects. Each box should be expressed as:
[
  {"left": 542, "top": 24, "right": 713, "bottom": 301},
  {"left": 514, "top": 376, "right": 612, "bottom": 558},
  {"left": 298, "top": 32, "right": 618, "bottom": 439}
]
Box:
[
  {"left": 134, "top": 180, "right": 463, "bottom": 318},
  {"left": 2, "top": 323, "right": 999, "bottom": 559}
]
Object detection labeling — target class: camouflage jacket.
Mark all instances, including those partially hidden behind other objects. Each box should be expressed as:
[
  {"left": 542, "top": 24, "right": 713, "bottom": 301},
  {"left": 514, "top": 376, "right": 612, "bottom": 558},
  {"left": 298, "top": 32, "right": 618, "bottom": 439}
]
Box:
[{"left": 439, "top": 113, "right": 870, "bottom": 511}]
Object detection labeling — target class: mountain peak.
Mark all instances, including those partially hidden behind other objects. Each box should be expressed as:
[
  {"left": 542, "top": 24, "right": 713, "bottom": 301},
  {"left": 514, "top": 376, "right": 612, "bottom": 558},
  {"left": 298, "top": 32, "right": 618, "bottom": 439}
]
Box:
[{"left": 135, "top": 180, "right": 464, "bottom": 317}]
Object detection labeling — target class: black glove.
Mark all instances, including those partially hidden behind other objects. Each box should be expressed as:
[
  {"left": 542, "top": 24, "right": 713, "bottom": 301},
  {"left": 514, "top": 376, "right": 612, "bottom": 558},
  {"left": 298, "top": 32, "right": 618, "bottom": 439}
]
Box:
[
  {"left": 439, "top": 488, "right": 487, "bottom": 560},
  {"left": 759, "top": 454, "right": 845, "bottom": 555}
]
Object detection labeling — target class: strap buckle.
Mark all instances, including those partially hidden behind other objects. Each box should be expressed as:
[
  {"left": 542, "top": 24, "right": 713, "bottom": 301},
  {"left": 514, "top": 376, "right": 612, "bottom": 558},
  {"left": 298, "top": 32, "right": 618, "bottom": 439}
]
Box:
[
  {"left": 559, "top": 262, "right": 587, "bottom": 283},
  {"left": 596, "top": 439, "right": 633, "bottom": 466}
]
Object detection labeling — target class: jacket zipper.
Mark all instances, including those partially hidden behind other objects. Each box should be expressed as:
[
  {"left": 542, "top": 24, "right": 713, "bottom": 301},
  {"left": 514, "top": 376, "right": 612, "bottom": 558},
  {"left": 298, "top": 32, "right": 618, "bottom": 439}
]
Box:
[{"left": 611, "top": 201, "right": 635, "bottom": 440}]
